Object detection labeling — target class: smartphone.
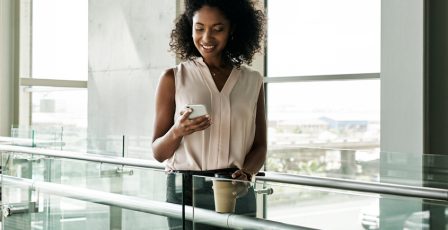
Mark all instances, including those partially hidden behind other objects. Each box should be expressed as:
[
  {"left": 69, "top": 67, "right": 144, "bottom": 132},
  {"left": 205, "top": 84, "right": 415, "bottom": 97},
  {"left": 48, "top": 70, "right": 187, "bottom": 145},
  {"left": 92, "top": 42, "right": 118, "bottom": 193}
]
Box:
[{"left": 185, "top": 104, "right": 208, "bottom": 119}]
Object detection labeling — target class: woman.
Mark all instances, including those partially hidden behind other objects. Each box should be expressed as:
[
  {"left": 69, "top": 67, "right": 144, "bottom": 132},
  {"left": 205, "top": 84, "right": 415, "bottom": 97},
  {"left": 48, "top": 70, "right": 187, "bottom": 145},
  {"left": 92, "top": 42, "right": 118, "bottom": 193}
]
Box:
[{"left": 152, "top": 0, "right": 266, "bottom": 228}]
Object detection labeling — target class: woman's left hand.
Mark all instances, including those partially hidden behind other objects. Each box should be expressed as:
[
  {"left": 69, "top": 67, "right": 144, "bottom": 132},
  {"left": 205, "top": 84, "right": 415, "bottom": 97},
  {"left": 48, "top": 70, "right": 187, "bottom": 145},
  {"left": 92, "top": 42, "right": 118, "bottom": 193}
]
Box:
[
  {"left": 230, "top": 169, "right": 251, "bottom": 198},
  {"left": 231, "top": 169, "right": 250, "bottom": 181}
]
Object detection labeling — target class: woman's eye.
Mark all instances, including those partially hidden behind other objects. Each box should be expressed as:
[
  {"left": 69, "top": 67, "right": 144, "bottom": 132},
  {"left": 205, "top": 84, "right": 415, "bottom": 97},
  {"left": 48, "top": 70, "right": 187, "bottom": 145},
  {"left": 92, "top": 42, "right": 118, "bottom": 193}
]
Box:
[{"left": 195, "top": 28, "right": 204, "bottom": 32}]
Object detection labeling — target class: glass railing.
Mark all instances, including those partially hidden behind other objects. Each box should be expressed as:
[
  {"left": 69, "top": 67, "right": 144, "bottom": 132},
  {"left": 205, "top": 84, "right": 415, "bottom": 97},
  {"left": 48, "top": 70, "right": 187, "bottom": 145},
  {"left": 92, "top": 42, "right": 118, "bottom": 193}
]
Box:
[
  {"left": 267, "top": 146, "right": 380, "bottom": 182},
  {"left": 1, "top": 176, "right": 182, "bottom": 230},
  {"left": 267, "top": 146, "right": 448, "bottom": 189},
  {"left": 2, "top": 126, "right": 154, "bottom": 161},
  {"left": 191, "top": 174, "right": 448, "bottom": 230},
  {"left": 257, "top": 178, "right": 448, "bottom": 230},
  {"left": 86, "top": 134, "right": 153, "bottom": 160},
  {"left": 2, "top": 144, "right": 448, "bottom": 229},
  {"left": 0, "top": 149, "right": 182, "bottom": 230},
  {"left": 0, "top": 125, "right": 65, "bottom": 149}
]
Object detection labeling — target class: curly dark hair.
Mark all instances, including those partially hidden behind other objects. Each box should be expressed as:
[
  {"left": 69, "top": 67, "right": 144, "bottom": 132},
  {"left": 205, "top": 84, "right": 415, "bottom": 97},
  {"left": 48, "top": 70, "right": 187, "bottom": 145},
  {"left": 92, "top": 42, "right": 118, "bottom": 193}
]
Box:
[{"left": 170, "top": 0, "right": 265, "bottom": 67}]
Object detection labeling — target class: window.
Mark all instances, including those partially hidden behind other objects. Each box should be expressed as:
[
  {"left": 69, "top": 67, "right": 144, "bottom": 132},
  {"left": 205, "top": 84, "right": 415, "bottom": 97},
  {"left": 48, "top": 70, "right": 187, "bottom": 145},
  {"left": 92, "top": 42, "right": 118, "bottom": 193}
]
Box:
[
  {"left": 30, "top": 87, "right": 87, "bottom": 150},
  {"left": 264, "top": 1, "right": 381, "bottom": 226},
  {"left": 267, "top": 0, "right": 380, "bottom": 76},
  {"left": 32, "top": 0, "right": 88, "bottom": 80},
  {"left": 19, "top": 0, "right": 88, "bottom": 150},
  {"left": 265, "top": 0, "right": 381, "bottom": 179}
]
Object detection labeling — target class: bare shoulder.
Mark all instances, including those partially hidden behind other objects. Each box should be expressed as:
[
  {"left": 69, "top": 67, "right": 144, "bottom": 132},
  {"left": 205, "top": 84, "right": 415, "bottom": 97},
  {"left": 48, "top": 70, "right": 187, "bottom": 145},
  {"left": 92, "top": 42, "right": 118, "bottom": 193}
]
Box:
[
  {"left": 160, "top": 68, "right": 175, "bottom": 81},
  {"left": 157, "top": 68, "right": 176, "bottom": 88},
  {"left": 155, "top": 68, "right": 177, "bottom": 101}
]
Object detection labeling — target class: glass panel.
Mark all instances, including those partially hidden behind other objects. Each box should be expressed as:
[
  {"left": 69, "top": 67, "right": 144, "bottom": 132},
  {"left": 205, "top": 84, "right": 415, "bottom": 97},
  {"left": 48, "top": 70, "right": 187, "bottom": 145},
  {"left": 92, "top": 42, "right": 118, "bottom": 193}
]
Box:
[
  {"left": 1, "top": 191, "right": 174, "bottom": 230},
  {"left": 32, "top": 0, "right": 88, "bottom": 80},
  {"left": 124, "top": 136, "right": 154, "bottom": 159},
  {"left": 380, "top": 151, "right": 423, "bottom": 187},
  {"left": 267, "top": 0, "right": 380, "bottom": 77},
  {"left": 255, "top": 179, "right": 448, "bottom": 230},
  {"left": 264, "top": 150, "right": 448, "bottom": 186},
  {"left": 2, "top": 148, "right": 448, "bottom": 230},
  {"left": 86, "top": 134, "right": 126, "bottom": 156},
  {"left": 30, "top": 87, "right": 87, "bottom": 151},
  {"left": 1, "top": 152, "right": 42, "bottom": 230},
  {"left": 1, "top": 151, "right": 169, "bottom": 197},
  {"left": 380, "top": 152, "right": 448, "bottom": 189},
  {"left": 267, "top": 80, "right": 380, "bottom": 180},
  {"left": 1, "top": 152, "right": 181, "bottom": 229},
  {"left": 259, "top": 180, "right": 379, "bottom": 229},
  {"left": 86, "top": 135, "right": 154, "bottom": 160},
  {"left": 267, "top": 148, "right": 380, "bottom": 182},
  {"left": 10, "top": 125, "right": 64, "bottom": 149}
]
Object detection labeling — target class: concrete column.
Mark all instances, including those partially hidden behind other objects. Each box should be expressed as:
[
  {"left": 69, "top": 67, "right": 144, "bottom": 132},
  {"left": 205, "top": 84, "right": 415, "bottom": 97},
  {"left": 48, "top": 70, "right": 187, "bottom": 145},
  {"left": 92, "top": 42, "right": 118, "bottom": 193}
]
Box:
[
  {"left": 340, "top": 150, "right": 356, "bottom": 178},
  {"left": 0, "top": 0, "right": 19, "bottom": 136},
  {"left": 88, "top": 1, "right": 176, "bottom": 228},
  {"left": 381, "top": 0, "right": 425, "bottom": 229},
  {"left": 87, "top": 0, "right": 176, "bottom": 154}
]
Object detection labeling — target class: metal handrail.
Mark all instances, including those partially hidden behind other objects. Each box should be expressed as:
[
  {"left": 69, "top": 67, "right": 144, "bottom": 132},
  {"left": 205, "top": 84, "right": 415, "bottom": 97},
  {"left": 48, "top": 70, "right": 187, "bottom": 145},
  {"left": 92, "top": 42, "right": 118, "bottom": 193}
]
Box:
[
  {"left": 0, "top": 144, "right": 165, "bottom": 170},
  {"left": 2, "top": 175, "right": 313, "bottom": 230},
  {"left": 263, "top": 72, "right": 379, "bottom": 83},
  {"left": 258, "top": 172, "right": 448, "bottom": 201},
  {"left": 1, "top": 144, "right": 448, "bottom": 201}
]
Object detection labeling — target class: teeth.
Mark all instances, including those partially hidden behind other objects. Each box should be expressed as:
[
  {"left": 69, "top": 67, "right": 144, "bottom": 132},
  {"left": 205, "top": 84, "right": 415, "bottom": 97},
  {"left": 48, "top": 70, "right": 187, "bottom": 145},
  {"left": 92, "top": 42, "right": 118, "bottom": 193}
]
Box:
[{"left": 202, "top": 45, "right": 214, "bottom": 49}]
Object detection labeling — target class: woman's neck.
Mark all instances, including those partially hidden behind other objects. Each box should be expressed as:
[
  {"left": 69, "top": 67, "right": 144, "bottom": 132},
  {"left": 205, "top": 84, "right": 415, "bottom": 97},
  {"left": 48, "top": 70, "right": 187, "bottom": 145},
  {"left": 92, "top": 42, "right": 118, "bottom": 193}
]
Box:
[{"left": 202, "top": 56, "right": 228, "bottom": 69}]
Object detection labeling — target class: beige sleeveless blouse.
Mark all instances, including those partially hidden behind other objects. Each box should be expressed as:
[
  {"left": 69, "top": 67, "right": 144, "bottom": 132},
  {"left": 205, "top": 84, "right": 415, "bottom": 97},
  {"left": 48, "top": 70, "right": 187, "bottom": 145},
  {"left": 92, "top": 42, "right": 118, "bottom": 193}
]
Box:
[{"left": 165, "top": 58, "right": 263, "bottom": 171}]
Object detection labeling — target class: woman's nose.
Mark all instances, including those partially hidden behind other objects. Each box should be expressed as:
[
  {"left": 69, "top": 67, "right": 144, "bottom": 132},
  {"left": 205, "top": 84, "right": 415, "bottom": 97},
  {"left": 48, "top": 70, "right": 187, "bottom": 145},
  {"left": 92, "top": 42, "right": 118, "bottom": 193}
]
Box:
[{"left": 202, "top": 30, "right": 213, "bottom": 41}]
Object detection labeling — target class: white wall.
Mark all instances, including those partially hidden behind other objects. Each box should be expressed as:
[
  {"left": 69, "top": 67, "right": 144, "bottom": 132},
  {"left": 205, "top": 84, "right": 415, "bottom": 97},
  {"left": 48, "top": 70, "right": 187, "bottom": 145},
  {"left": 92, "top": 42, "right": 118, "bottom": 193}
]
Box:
[
  {"left": 380, "top": 0, "right": 425, "bottom": 186},
  {"left": 88, "top": 0, "right": 176, "bottom": 157},
  {"left": 381, "top": 0, "right": 424, "bottom": 156},
  {"left": 87, "top": 1, "right": 177, "bottom": 228}
]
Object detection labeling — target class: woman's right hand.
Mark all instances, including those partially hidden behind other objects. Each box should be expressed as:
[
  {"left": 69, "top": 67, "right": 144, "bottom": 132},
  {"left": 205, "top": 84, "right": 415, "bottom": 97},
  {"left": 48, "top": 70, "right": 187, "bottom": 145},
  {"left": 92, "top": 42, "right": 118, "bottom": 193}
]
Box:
[{"left": 173, "top": 108, "right": 212, "bottom": 138}]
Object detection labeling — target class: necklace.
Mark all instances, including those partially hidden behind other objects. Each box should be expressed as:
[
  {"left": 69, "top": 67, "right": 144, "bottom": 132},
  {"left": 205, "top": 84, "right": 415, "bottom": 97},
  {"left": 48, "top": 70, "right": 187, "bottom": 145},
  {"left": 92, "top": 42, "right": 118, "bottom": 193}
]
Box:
[{"left": 209, "top": 65, "right": 228, "bottom": 77}]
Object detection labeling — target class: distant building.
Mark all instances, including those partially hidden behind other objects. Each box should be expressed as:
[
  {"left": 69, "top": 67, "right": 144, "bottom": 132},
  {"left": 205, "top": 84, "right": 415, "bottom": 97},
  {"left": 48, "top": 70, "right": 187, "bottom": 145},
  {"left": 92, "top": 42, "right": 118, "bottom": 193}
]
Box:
[
  {"left": 269, "top": 119, "right": 328, "bottom": 134},
  {"left": 319, "top": 116, "right": 368, "bottom": 132}
]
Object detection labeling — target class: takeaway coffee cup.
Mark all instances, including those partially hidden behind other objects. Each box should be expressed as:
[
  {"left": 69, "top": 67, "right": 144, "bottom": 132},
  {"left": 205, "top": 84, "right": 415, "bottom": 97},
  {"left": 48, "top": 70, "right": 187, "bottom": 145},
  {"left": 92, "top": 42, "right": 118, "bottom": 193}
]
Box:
[{"left": 212, "top": 172, "right": 237, "bottom": 213}]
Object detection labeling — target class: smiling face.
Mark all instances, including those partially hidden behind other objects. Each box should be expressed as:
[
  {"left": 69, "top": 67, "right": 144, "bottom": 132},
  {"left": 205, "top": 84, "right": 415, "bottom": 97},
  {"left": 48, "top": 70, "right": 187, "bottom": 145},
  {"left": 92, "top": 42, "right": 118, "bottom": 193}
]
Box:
[{"left": 192, "top": 5, "right": 232, "bottom": 63}]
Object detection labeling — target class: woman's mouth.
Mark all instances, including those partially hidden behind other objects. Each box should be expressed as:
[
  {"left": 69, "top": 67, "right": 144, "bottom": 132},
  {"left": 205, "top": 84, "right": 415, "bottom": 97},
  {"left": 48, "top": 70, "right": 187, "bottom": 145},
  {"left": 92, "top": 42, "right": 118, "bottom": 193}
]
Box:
[{"left": 201, "top": 44, "right": 216, "bottom": 52}]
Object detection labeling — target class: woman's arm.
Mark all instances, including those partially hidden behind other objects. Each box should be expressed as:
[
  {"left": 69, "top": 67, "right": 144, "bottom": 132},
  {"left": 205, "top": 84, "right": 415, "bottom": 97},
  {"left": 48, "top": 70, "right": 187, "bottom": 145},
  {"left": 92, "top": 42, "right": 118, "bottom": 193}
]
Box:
[
  {"left": 152, "top": 69, "right": 212, "bottom": 162},
  {"left": 232, "top": 85, "right": 267, "bottom": 180},
  {"left": 152, "top": 69, "right": 181, "bottom": 162}
]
